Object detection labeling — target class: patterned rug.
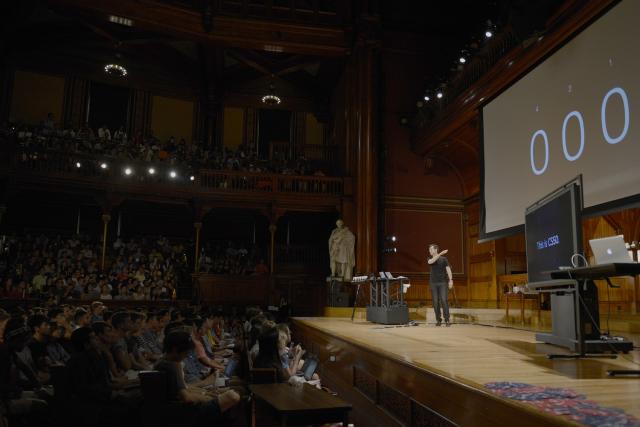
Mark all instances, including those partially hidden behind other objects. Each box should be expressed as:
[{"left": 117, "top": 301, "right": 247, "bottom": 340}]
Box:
[{"left": 485, "top": 382, "right": 640, "bottom": 426}]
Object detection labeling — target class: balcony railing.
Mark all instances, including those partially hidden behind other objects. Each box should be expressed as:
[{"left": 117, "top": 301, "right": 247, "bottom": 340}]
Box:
[{"left": 8, "top": 148, "right": 345, "bottom": 197}]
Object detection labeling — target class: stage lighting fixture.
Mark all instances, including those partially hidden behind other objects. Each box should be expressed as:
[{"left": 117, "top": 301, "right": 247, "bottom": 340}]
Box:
[
  {"left": 75, "top": 162, "right": 81, "bottom": 168},
  {"left": 485, "top": 30, "right": 493, "bottom": 38},
  {"left": 148, "top": 167, "right": 155, "bottom": 175},
  {"left": 169, "top": 170, "right": 177, "bottom": 179},
  {"left": 424, "top": 95, "right": 431, "bottom": 102},
  {"left": 124, "top": 167, "right": 133, "bottom": 176},
  {"left": 386, "top": 235, "right": 397, "bottom": 242},
  {"left": 100, "top": 162, "right": 108, "bottom": 169},
  {"left": 459, "top": 56, "right": 466, "bottom": 64},
  {"left": 383, "top": 247, "right": 398, "bottom": 254},
  {"left": 189, "top": 175, "right": 195, "bottom": 181},
  {"left": 436, "top": 91, "right": 444, "bottom": 99}
]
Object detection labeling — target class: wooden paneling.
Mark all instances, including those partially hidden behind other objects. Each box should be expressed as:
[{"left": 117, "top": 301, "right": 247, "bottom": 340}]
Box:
[
  {"left": 222, "top": 106, "right": 244, "bottom": 149},
  {"left": 151, "top": 95, "right": 194, "bottom": 142},
  {"left": 196, "top": 273, "right": 325, "bottom": 316},
  {"left": 10, "top": 69, "right": 65, "bottom": 125},
  {"left": 196, "top": 274, "right": 270, "bottom": 306},
  {"left": 304, "top": 113, "right": 325, "bottom": 147},
  {"left": 384, "top": 207, "right": 464, "bottom": 275},
  {"left": 466, "top": 201, "right": 498, "bottom": 307}
]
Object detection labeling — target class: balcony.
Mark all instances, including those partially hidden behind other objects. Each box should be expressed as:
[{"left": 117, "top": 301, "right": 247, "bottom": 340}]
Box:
[{"left": 2, "top": 148, "right": 349, "bottom": 211}]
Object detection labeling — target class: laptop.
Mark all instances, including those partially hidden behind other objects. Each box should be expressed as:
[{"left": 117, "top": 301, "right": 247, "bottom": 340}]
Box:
[
  {"left": 298, "top": 355, "right": 319, "bottom": 381},
  {"left": 589, "top": 235, "right": 635, "bottom": 265}
]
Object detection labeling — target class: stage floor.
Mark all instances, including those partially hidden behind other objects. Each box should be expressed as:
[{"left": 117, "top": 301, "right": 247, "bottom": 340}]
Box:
[{"left": 294, "top": 317, "right": 640, "bottom": 424}]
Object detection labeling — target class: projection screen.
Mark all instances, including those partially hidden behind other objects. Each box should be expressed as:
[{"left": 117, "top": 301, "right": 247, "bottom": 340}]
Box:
[{"left": 481, "top": 0, "right": 640, "bottom": 239}]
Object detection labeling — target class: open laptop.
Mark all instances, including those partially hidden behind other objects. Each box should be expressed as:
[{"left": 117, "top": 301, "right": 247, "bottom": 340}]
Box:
[{"left": 589, "top": 235, "right": 635, "bottom": 265}]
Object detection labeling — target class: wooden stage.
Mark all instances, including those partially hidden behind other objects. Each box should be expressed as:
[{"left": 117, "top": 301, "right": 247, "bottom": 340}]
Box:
[{"left": 291, "top": 317, "right": 640, "bottom": 427}]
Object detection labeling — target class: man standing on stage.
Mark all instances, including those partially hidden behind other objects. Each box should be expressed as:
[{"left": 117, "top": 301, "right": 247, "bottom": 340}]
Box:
[{"left": 428, "top": 244, "right": 453, "bottom": 326}]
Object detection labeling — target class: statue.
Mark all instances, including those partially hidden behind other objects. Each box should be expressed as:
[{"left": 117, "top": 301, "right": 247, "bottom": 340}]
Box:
[{"left": 328, "top": 219, "right": 355, "bottom": 281}]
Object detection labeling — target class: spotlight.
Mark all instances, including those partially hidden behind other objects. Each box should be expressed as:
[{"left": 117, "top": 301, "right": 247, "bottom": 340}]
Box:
[
  {"left": 424, "top": 95, "right": 431, "bottom": 102},
  {"left": 436, "top": 91, "right": 444, "bottom": 99},
  {"left": 148, "top": 167, "right": 155, "bottom": 175},
  {"left": 75, "top": 162, "right": 81, "bottom": 168},
  {"left": 383, "top": 247, "right": 398, "bottom": 254},
  {"left": 124, "top": 167, "right": 133, "bottom": 176},
  {"left": 485, "top": 30, "right": 493, "bottom": 38},
  {"left": 189, "top": 175, "right": 195, "bottom": 182},
  {"left": 386, "top": 235, "right": 397, "bottom": 242},
  {"left": 100, "top": 162, "right": 108, "bottom": 169},
  {"left": 459, "top": 56, "right": 466, "bottom": 64},
  {"left": 169, "top": 170, "right": 177, "bottom": 179}
]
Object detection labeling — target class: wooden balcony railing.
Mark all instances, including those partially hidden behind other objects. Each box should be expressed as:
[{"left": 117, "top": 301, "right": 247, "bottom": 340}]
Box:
[{"left": 8, "top": 149, "right": 346, "bottom": 197}]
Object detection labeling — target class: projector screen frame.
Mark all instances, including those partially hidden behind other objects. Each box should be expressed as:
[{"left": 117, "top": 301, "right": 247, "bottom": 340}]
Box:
[{"left": 478, "top": 0, "right": 636, "bottom": 242}]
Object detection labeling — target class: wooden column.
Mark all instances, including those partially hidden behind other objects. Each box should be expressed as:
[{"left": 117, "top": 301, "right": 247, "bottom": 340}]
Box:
[
  {"left": 100, "top": 214, "right": 111, "bottom": 270},
  {"left": 0, "top": 65, "right": 13, "bottom": 125},
  {"left": 344, "top": 32, "right": 380, "bottom": 274},
  {"left": 269, "top": 223, "right": 277, "bottom": 274},
  {"left": 194, "top": 221, "right": 203, "bottom": 273}
]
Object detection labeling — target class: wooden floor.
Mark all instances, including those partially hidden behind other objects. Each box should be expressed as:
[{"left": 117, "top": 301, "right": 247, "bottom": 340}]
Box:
[{"left": 294, "top": 316, "right": 640, "bottom": 425}]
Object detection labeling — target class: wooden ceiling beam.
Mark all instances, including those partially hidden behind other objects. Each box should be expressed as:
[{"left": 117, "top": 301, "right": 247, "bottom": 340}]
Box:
[{"left": 45, "top": 0, "right": 349, "bottom": 56}]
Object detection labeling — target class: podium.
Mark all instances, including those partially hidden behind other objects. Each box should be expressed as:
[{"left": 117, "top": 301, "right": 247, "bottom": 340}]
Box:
[
  {"left": 526, "top": 263, "right": 637, "bottom": 355},
  {"left": 364, "top": 273, "right": 410, "bottom": 325}
]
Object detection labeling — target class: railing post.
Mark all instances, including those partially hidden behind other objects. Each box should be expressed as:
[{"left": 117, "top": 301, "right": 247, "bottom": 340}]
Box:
[
  {"left": 194, "top": 222, "right": 203, "bottom": 273},
  {"left": 269, "top": 223, "right": 277, "bottom": 274},
  {"left": 100, "top": 213, "right": 111, "bottom": 270}
]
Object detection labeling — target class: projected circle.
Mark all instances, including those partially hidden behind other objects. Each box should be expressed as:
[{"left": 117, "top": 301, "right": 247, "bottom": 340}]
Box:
[
  {"left": 562, "top": 111, "right": 585, "bottom": 161},
  {"left": 530, "top": 130, "right": 549, "bottom": 175},
  {"left": 601, "top": 87, "right": 629, "bottom": 145}
]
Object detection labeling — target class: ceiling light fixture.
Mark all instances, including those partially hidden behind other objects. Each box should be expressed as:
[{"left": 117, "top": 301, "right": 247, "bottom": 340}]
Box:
[
  {"left": 104, "top": 64, "right": 127, "bottom": 77},
  {"left": 108, "top": 15, "right": 134, "bottom": 27},
  {"left": 261, "top": 81, "right": 281, "bottom": 105}
]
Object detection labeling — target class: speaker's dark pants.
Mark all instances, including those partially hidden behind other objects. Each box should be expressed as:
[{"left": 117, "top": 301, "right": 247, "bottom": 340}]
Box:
[{"left": 430, "top": 282, "right": 450, "bottom": 323}]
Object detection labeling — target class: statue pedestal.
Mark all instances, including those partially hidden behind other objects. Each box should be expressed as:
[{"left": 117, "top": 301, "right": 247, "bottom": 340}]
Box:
[{"left": 326, "top": 276, "right": 350, "bottom": 307}]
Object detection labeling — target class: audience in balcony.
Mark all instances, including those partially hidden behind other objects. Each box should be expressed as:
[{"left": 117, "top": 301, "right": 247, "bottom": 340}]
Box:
[
  {"left": 5, "top": 120, "right": 332, "bottom": 179},
  {"left": 198, "top": 241, "right": 263, "bottom": 275}
]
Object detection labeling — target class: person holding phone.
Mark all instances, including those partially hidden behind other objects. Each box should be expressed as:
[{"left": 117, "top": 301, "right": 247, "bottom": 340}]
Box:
[{"left": 427, "top": 244, "right": 453, "bottom": 326}]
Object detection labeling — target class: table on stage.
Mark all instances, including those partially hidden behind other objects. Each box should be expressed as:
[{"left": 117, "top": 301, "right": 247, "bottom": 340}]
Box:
[
  {"left": 504, "top": 292, "right": 541, "bottom": 324},
  {"left": 250, "top": 383, "right": 352, "bottom": 426}
]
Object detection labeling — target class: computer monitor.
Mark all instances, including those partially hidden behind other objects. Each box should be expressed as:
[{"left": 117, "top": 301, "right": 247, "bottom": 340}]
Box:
[{"left": 525, "top": 178, "right": 583, "bottom": 282}]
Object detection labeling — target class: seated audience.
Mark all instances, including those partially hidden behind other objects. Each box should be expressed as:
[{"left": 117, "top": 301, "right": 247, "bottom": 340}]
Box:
[
  {"left": 155, "top": 330, "right": 240, "bottom": 423},
  {"left": 0, "top": 317, "right": 48, "bottom": 423}
]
